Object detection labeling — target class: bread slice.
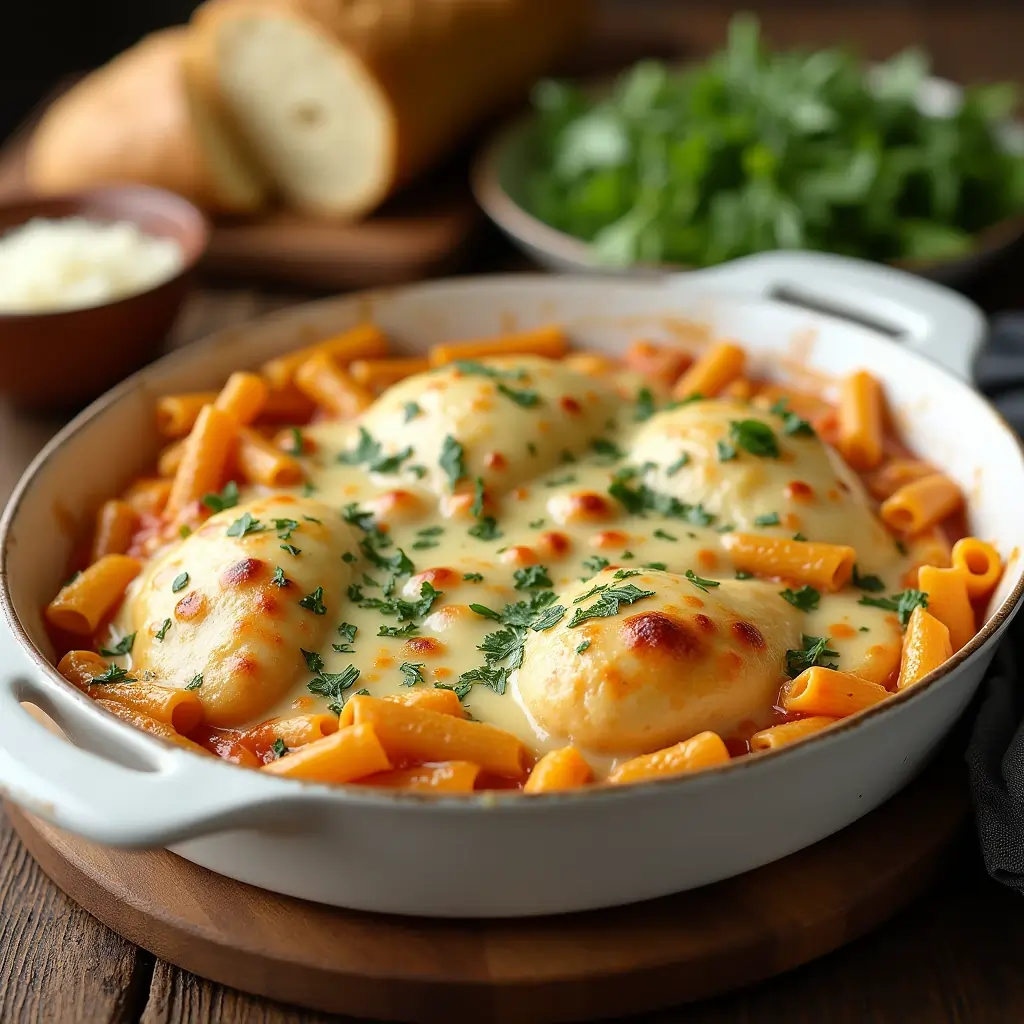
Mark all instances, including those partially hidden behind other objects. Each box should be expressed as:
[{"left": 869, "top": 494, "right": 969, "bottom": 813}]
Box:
[
  {"left": 185, "top": 0, "right": 586, "bottom": 219},
  {"left": 27, "top": 28, "right": 267, "bottom": 215}
]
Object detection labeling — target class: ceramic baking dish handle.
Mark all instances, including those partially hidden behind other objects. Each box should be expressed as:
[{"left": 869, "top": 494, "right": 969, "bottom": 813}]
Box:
[
  {"left": 684, "top": 251, "right": 986, "bottom": 381},
  {"left": 0, "top": 650, "right": 308, "bottom": 847}
]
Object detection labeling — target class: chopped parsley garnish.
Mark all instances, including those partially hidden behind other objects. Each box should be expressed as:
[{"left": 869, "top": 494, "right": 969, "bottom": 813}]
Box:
[
  {"left": 303, "top": 516, "right": 321, "bottom": 524},
  {"left": 334, "top": 622, "right": 358, "bottom": 653},
  {"left": 666, "top": 453, "right": 690, "bottom": 476},
  {"left": 654, "top": 528, "right": 677, "bottom": 541},
  {"left": 463, "top": 572, "right": 484, "bottom": 582},
  {"left": 412, "top": 540, "right": 438, "bottom": 550},
  {"left": 280, "top": 543, "right": 301, "bottom": 557},
  {"left": 573, "top": 583, "right": 607, "bottom": 604},
  {"left": 527, "top": 442, "right": 538, "bottom": 456},
  {"left": 302, "top": 649, "right": 325, "bottom": 673},
  {"left": 154, "top": 618, "right": 172, "bottom": 641},
  {"left": 644, "top": 561, "right": 668, "bottom": 570},
  {"left": 179, "top": 525, "right": 192, "bottom": 539},
  {"left": 226, "top": 512, "right": 265, "bottom": 539},
  {"left": 307, "top": 663, "right": 361, "bottom": 715},
  {"left": 403, "top": 401, "right": 422, "bottom": 423},
  {"left": 342, "top": 552, "right": 358, "bottom": 564},
  {"left": 302, "top": 481, "right": 317, "bottom": 497},
  {"left": 496, "top": 382, "right": 540, "bottom": 407},
  {"left": 298, "top": 586, "right": 327, "bottom": 615},
  {"left": 792, "top": 532, "right": 808, "bottom": 542},
  {"left": 417, "top": 526, "right": 444, "bottom": 538},
  {"left": 786, "top": 635, "right": 840, "bottom": 677},
  {"left": 529, "top": 518, "right": 546, "bottom": 529},
  {"left": 591, "top": 438, "right": 624, "bottom": 462},
  {"left": 607, "top": 473, "right": 714, "bottom": 525},
  {"left": 185, "top": 673, "right": 203, "bottom": 691},
  {"left": 560, "top": 449, "right": 577, "bottom": 464},
  {"left": 359, "top": 538, "right": 414, "bottom": 577},
  {"left": 685, "top": 569, "right": 720, "bottom": 593},
  {"left": 268, "top": 567, "right": 287, "bottom": 588},
  {"left": 470, "top": 477, "right": 485, "bottom": 518},
  {"left": 582, "top": 555, "right": 610, "bottom": 574},
  {"left": 544, "top": 473, "right": 577, "bottom": 487},
  {"left": 513, "top": 565, "right": 553, "bottom": 590},
  {"left": 858, "top": 589, "right": 928, "bottom": 628},
  {"left": 531, "top": 605, "right": 566, "bottom": 630},
  {"left": 634, "top": 387, "right": 657, "bottom": 422},
  {"left": 576, "top": 640, "right": 591, "bottom": 654},
  {"left": 399, "top": 662, "right": 425, "bottom": 687},
  {"left": 337, "top": 426, "right": 381, "bottom": 465},
  {"left": 717, "top": 439, "right": 737, "bottom": 462},
  {"left": 271, "top": 738, "right": 289, "bottom": 759},
  {"left": 729, "top": 419, "right": 781, "bottom": 458},
  {"left": 439, "top": 435, "right": 465, "bottom": 491},
  {"left": 273, "top": 518, "right": 300, "bottom": 540},
  {"left": 92, "top": 663, "right": 135, "bottom": 684},
  {"left": 370, "top": 446, "right": 414, "bottom": 474},
  {"left": 754, "top": 511, "right": 780, "bottom": 527},
  {"left": 342, "top": 503, "right": 375, "bottom": 531},
  {"left": 780, "top": 585, "right": 821, "bottom": 612},
  {"left": 99, "top": 633, "right": 135, "bottom": 657},
  {"left": 468, "top": 517, "right": 502, "bottom": 541},
  {"left": 452, "top": 360, "right": 526, "bottom": 381},
  {"left": 408, "top": 465, "right": 428, "bottom": 479},
  {"left": 435, "top": 680, "right": 475, "bottom": 701},
  {"left": 285, "top": 427, "right": 304, "bottom": 455},
  {"left": 201, "top": 480, "right": 239, "bottom": 513},
  {"left": 378, "top": 623, "right": 418, "bottom": 637},
  {"left": 171, "top": 572, "right": 189, "bottom": 593},
  {"left": 770, "top": 398, "right": 816, "bottom": 438},
  {"left": 852, "top": 566, "right": 886, "bottom": 593},
  {"left": 353, "top": 580, "right": 442, "bottom": 623},
  {"left": 613, "top": 568, "right": 642, "bottom": 580},
  {"left": 568, "top": 583, "right": 655, "bottom": 627}
]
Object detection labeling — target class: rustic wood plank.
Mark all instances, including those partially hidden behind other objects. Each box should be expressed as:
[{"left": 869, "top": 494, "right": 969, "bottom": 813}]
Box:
[{"left": 0, "top": 807, "right": 152, "bottom": 1023}]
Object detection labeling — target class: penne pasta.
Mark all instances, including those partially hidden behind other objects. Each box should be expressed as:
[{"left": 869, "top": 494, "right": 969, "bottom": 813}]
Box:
[
  {"left": 165, "top": 404, "right": 236, "bottom": 517},
  {"left": 623, "top": 340, "right": 693, "bottom": 386},
  {"left": 259, "top": 384, "right": 316, "bottom": 423},
  {"left": 670, "top": 341, "right": 745, "bottom": 399},
  {"left": 214, "top": 371, "right": 269, "bottom": 424},
  {"left": 346, "top": 695, "right": 527, "bottom": 779},
  {"left": 562, "top": 352, "right": 616, "bottom": 378},
  {"left": 866, "top": 458, "right": 935, "bottom": 501},
  {"left": 749, "top": 717, "right": 837, "bottom": 751},
  {"left": 607, "top": 731, "right": 730, "bottom": 784},
  {"left": 917, "top": 565, "right": 975, "bottom": 653},
  {"left": 155, "top": 391, "right": 218, "bottom": 438},
  {"left": 240, "top": 713, "right": 340, "bottom": 753},
  {"left": 951, "top": 537, "right": 1003, "bottom": 601},
  {"left": 897, "top": 607, "right": 953, "bottom": 691},
  {"left": 523, "top": 746, "right": 593, "bottom": 793},
  {"left": 339, "top": 688, "right": 467, "bottom": 727},
  {"left": 836, "top": 370, "right": 884, "bottom": 471},
  {"left": 349, "top": 357, "right": 431, "bottom": 391},
  {"left": 356, "top": 761, "right": 481, "bottom": 793},
  {"left": 260, "top": 722, "right": 392, "bottom": 783},
  {"left": 262, "top": 323, "right": 389, "bottom": 390},
  {"left": 91, "top": 500, "right": 139, "bottom": 562},
  {"left": 157, "top": 438, "right": 186, "bottom": 478},
  {"left": 428, "top": 325, "right": 566, "bottom": 367},
  {"left": 45, "top": 555, "right": 142, "bottom": 635},
  {"left": 880, "top": 473, "right": 963, "bottom": 535},
  {"left": 236, "top": 427, "right": 304, "bottom": 487},
  {"left": 95, "top": 699, "right": 213, "bottom": 756},
  {"left": 783, "top": 667, "right": 889, "bottom": 717},
  {"left": 294, "top": 353, "right": 374, "bottom": 418},
  {"left": 722, "top": 533, "right": 855, "bottom": 591},
  {"left": 123, "top": 477, "right": 171, "bottom": 517}
]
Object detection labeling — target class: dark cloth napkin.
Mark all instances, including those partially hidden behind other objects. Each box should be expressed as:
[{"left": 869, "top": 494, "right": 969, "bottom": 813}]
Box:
[{"left": 966, "top": 313, "right": 1024, "bottom": 891}]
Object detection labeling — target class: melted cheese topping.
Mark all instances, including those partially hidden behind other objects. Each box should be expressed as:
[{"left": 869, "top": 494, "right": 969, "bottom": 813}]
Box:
[{"left": 110, "top": 358, "right": 917, "bottom": 774}]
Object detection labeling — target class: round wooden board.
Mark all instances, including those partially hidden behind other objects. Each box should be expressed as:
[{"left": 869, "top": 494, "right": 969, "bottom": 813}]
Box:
[{"left": 7, "top": 751, "right": 967, "bottom": 1024}]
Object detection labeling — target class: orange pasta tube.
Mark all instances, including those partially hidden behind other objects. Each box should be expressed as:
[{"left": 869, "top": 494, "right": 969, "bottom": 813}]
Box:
[
  {"left": 259, "top": 385, "right": 316, "bottom": 423},
  {"left": 880, "top": 474, "right": 963, "bottom": 535},
  {"left": 157, "top": 439, "right": 186, "bottom": 478},
  {"left": 214, "top": 371, "right": 268, "bottom": 424},
  {"left": 236, "top": 427, "right": 304, "bottom": 487},
  {"left": 349, "top": 357, "right": 431, "bottom": 391},
  {"left": 165, "top": 404, "right": 236, "bottom": 517},
  {"left": 123, "top": 478, "right": 171, "bottom": 517},
  {"left": 783, "top": 667, "right": 890, "bottom": 717},
  {"left": 906, "top": 526, "right": 952, "bottom": 575},
  {"left": 262, "top": 323, "right": 389, "bottom": 390},
  {"left": 897, "top": 607, "right": 953, "bottom": 691},
  {"left": 294, "top": 353, "right": 374, "bottom": 418},
  {"left": 260, "top": 722, "right": 392, "bottom": 784},
  {"left": 723, "top": 534, "right": 855, "bottom": 591},
  {"left": 918, "top": 566, "right": 975, "bottom": 653},
  {"left": 524, "top": 746, "right": 593, "bottom": 794},
  {"left": 952, "top": 537, "right": 1003, "bottom": 601},
  {"left": 338, "top": 687, "right": 467, "bottom": 727},
  {"left": 241, "top": 713, "right": 339, "bottom": 751},
  {"left": 608, "top": 731, "right": 729, "bottom": 785},
  {"left": 346, "top": 695, "right": 527, "bottom": 779},
  {"left": 722, "top": 377, "right": 755, "bottom": 401},
  {"left": 357, "top": 761, "right": 481, "bottom": 793},
  {"left": 623, "top": 340, "right": 692, "bottom": 386},
  {"left": 866, "top": 458, "right": 935, "bottom": 501},
  {"left": 670, "top": 341, "right": 745, "bottom": 399},
  {"left": 46, "top": 554, "right": 142, "bottom": 635},
  {"left": 837, "top": 370, "right": 884, "bottom": 471},
  {"left": 562, "top": 352, "right": 616, "bottom": 378},
  {"left": 155, "top": 391, "right": 218, "bottom": 438},
  {"left": 428, "top": 325, "right": 566, "bottom": 367},
  {"left": 755, "top": 384, "right": 834, "bottom": 428},
  {"left": 90, "top": 500, "right": 139, "bottom": 561},
  {"left": 749, "top": 717, "right": 837, "bottom": 751},
  {"left": 95, "top": 699, "right": 212, "bottom": 756}
]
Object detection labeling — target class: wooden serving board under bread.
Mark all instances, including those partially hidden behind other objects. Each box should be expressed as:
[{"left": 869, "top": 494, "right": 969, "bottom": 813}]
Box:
[
  {"left": 6, "top": 747, "right": 967, "bottom": 1024},
  {"left": 0, "top": 129, "right": 480, "bottom": 291}
]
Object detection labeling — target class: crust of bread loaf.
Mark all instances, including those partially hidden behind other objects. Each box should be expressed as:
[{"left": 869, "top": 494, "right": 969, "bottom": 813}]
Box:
[
  {"left": 26, "top": 28, "right": 267, "bottom": 214},
  {"left": 185, "top": 0, "right": 587, "bottom": 218}
]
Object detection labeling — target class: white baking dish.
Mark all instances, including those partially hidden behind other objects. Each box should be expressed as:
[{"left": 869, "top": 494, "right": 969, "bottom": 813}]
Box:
[{"left": 0, "top": 251, "right": 1020, "bottom": 918}]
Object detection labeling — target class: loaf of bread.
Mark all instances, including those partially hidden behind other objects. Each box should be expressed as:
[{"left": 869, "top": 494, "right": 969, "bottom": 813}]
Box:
[
  {"left": 27, "top": 28, "right": 267, "bottom": 214},
  {"left": 184, "top": 0, "right": 587, "bottom": 218}
]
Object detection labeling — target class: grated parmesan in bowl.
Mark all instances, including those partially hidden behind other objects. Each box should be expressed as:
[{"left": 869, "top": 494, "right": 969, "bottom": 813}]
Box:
[{"left": 0, "top": 216, "right": 185, "bottom": 314}]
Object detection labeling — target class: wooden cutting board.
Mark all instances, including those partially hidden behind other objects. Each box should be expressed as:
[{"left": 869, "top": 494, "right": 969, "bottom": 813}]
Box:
[
  {"left": 6, "top": 747, "right": 968, "bottom": 1024},
  {"left": 0, "top": 122, "right": 480, "bottom": 291}
]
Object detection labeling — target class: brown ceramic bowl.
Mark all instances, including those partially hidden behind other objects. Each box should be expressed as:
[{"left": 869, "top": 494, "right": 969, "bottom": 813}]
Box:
[{"left": 0, "top": 185, "right": 209, "bottom": 412}]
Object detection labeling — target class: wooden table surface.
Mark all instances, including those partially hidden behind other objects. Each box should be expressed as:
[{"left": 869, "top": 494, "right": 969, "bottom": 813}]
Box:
[{"left": 4, "top": 3, "right": 1024, "bottom": 1021}]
